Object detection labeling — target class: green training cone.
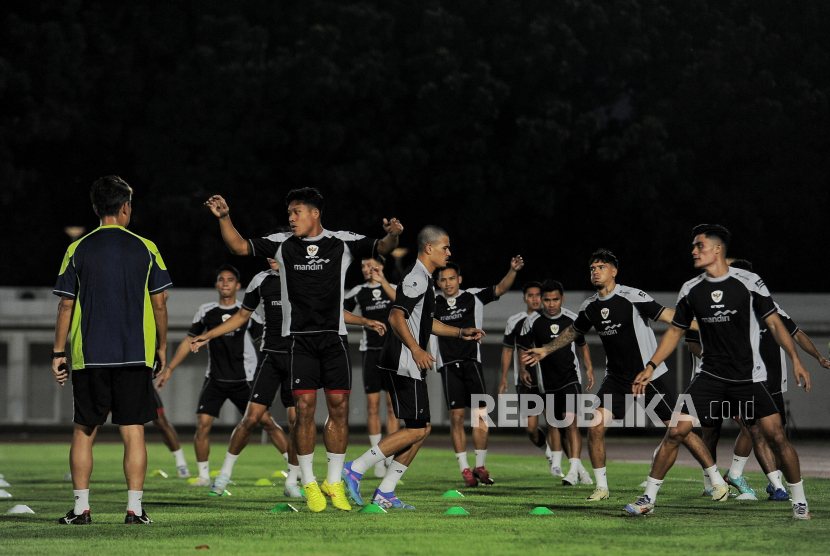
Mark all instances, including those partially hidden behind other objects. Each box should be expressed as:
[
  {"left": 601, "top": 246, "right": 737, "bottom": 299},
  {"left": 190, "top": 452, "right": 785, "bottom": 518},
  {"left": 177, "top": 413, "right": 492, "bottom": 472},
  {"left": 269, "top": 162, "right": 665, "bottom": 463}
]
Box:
[
  {"left": 441, "top": 490, "right": 464, "bottom": 498},
  {"left": 269, "top": 503, "right": 298, "bottom": 513},
  {"left": 207, "top": 490, "right": 231, "bottom": 497},
  {"left": 530, "top": 507, "right": 554, "bottom": 515},
  {"left": 272, "top": 470, "right": 288, "bottom": 478},
  {"left": 444, "top": 506, "right": 469, "bottom": 515},
  {"left": 359, "top": 504, "right": 387, "bottom": 514},
  {"left": 209, "top": 470, "right": 220, "bottom": 478},
  {"left": 151, "top": 469, "right": 168, "bottom": 478},
  {"left": 254, "top": 478, "right": 273, "bottom": 486}
]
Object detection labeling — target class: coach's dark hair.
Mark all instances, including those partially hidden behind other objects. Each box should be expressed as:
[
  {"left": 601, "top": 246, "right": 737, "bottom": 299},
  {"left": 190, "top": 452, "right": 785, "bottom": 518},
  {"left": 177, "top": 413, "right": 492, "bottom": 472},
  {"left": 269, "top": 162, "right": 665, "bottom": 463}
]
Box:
[
  {"left": 216, "top": 264, "right": 240, "bottom": 282},
  {"left": 417, "top": 225, "right": 448, "bottom": 252},
  {"left": 693, "top": 224, "right": 731, "bottom": 252},
  {"left": 91, "top": 175, "right": 133, "bottom": 218},
  {"left": 541, "top": 279, "right": 564, "bottom": 296},
  {"left": 588, "top": 248, "right": 619, "bottom": 269},
  {"left": 522, "top": 281, "right": 543, "bottom": 295},
  {"left": 728, "top": 259, "right": 753, "bottom": 272},
  {"left": 286, "top": 187, "right": 324, "bottom": 213}
]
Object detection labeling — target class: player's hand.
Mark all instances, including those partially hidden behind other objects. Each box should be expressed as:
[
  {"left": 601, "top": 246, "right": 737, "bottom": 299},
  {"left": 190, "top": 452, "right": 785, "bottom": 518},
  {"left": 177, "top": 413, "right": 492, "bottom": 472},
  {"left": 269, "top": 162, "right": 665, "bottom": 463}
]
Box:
[
  {"left": 383, "top": 218, "right": 404, "bottom": 237},
  {"left": 364, "top": 319, "right": 387, "bottom": 336},
  {"left": 155, "top": 369, "right": 172, "bottom": 391},
  {"left": 205, "top": 195, "right": 230, "bottom": 218},
  {"left": 632, "top": 367, "right": 654, "bottom": 397},
  {"left": 585, "top": 369, "right": 594, "bottom": 392},
  {"left": 498, "top": 379, "right": 508, "bottom": 396},
  {"left": 191, "top": 335, "right": 210, "bottom": 353},
  {"left": 793, "top": 361, "right": 811, "bottom": 393},
  {"left": 413, "top": 348, "right": 436, "bottom": 372},
  {"left": 52, "top": 357, "right": 69, "bottom": 386},
  {"left": 520, "top": 369, "right": 532, "bottom": 388},
  {"left": 155, "top": 348, "right": 166, "bottom": 377},
  {"left": 370, "top": 265, "right": 386, "bottom": 282},
  {"left": 522, "top": 347, "right": 547, "bottom": 367},
  {"left": 460, "top": 328, "right": 485, "bottom": 342},
  {"left": 818, "top": 356, "right": 830, "bottom": 370},
  {"left": 510, "top": 255, "right": 524, "bottom": 272}
]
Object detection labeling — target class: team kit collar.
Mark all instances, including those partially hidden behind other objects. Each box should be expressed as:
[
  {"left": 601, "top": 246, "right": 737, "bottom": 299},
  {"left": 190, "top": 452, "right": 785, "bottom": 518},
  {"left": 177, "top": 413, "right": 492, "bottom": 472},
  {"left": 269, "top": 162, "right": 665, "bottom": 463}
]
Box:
[
  {"left": 702, "top": 266, "right": 738, "bottom": 283},
  {"left": 597, "top": 284, "right": 620, "bottom": 301}
]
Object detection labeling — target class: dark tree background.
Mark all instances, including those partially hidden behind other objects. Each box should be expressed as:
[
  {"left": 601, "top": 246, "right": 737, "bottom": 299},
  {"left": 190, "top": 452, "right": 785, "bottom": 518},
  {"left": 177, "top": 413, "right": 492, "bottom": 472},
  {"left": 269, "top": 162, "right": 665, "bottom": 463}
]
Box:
[{"left": 1, "top": 0, "right": 828, "bottom": 292}]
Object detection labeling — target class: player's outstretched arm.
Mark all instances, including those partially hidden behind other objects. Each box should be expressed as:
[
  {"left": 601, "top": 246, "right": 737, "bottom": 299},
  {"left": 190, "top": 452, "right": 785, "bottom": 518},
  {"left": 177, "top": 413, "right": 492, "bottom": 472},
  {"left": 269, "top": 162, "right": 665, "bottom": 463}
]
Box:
[
  {"left": 499, "top": 346, "right": 513, "bottom": 394},
  {"left": 494, "top": 255, "right": 524, "bottom": 297},
  {"left": 376, "top": 218, "right": 404, "bottom": 255},
  {"left": 205, "top": 195, "right": 251, "bottom": 255},
  {"left": 156, "top": 337, "right": 194, "bottom": 391},
  {"left": 579, "top": 343, "right": 594, "bottom": 391},
  {"left": 522, "top": 325, "right": 578, "bottom": 367},
  {"left": 766, "top": 312, "right": 811, "bottom": 392},
  {"left": 632, "top": 325, "right": 685, "bottom": 396},
  {"left": 389, "top": 308, "right": 435, "bottom": 371},
  {"left": 432, "top": 319, "right": 485, "bottom": 342},
  {"left": 370, "top": 265, "right": 397, "bottom": 300},
  {"left": 658, "top": 308, "right": 699, "bottom": 331},
  {"left": 52, "top": 297, "right": 75, "bottom": 385},
  {"left": 793, "top": 330, "right": 830, "bottom": 370},
  {"left": 190, "top": 309, "right": 253, "bottom": 353},
  {"left": 343, "top": 310, "right": 387, "bottom": 336},
  {"left": 151, "top": 292, "right": 168, "bottom": 376}
]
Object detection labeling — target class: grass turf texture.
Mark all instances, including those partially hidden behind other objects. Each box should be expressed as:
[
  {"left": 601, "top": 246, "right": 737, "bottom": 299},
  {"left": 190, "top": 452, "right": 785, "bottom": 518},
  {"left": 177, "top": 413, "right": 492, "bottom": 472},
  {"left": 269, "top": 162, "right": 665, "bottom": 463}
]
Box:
[{"left": 1, "top": 442, "right": 826, "bottom": 556}]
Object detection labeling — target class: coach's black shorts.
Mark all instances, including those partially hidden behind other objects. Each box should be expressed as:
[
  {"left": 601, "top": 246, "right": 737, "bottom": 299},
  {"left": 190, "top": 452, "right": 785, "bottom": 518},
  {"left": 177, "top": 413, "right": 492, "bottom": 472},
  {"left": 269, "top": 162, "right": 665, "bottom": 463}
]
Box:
[
  {"left": 596, "top": 374, "right": 676, "bottom": 423},
  {"left": 544, "top": 383, "right": 582, "bottom": 423},
  {"left": 383, "top": 371, "right": 430, "bottom": 423},
  {"left": 250, "top": 351, "right": 294, "bottom": 409},
  {"left": 196, "top": 377, "right": 250, "bottom": 417},
  {"left": 439, "top": 360, "right": 487, "bottom": 409},
  {"left": 72, "top": 366, "right": 157, "bottom": 426},
  {"left": 362, "top": 349, "right": 385, "bottom": 394},
  {"left": 289, "top": 333, "right": 352, "bottom": 394},
  {"left": 677, "top": 374, "right": 780, "bottom": 427},
  {"left": 770, "top": 391, "right": 786, "bottom": 426}
]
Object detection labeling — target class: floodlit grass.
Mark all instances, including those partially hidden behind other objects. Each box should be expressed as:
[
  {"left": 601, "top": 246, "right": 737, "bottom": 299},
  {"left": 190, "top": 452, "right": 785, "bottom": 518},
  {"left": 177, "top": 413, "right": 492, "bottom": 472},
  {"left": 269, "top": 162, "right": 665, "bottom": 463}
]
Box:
[{"left": 0, "top": 441, "right": 826, "bottom": 555}]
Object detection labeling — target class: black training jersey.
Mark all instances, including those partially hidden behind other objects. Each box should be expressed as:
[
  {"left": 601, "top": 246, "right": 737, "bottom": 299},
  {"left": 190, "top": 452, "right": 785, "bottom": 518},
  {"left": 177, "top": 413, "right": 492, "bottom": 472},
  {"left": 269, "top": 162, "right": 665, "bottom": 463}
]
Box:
[
  {"left": 672, "top": 267, "right": 776, "bottom": 383},
  {"left": 188, "top": 301, "right": 264, "bottom": 382},
  {"left": 344, "top": 282, "right": 397, "bottom": 351},
  {"left": 573, "top": 285, "right": 668, "bottom": 384},
  {"left": 432, "top": 287, "right": 498, "bottom": 366},
  {"left": 378, "top": 260, "right": 436, "bottom": 379},
  {"left": 241, "top": 269, "right": 289, "bottom": 353},
  {"left": 503, "top": 311, "right": 531, "bottom": 387},
  {"left": 518, "top": 309, "right": 585, "bottom": 392},
  {"left": 759, "top": 303, "right": 799, "bottom": 393},
  {"left": 248, "top": 230, "right": 379, "bottom": 335}
]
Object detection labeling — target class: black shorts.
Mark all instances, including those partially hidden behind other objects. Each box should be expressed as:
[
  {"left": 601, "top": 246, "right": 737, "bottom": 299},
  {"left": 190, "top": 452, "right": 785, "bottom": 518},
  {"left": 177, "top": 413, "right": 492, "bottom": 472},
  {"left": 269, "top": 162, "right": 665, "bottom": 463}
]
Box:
[
  {"left": 545, "top": 383, "right": 582, "bottom": 422},
  {"left": 517, "top": 382, "right": 544, "bottom": 418},
  {"left": 289, "top": 333, "right": 352, "bottom": 394},
  {"left": 72, "top": 366, "right": 157, "bottom": 427},
  {"left": 771, "top": 391, "right": 786, "bottom": 426},
  {"left": 362, "top": 349, "right": 385, "bottom": 394},
  {"left": 250, "top": 352, "right": 294, "bottom": 409},
  {"left": 196, "top": 377, "right": 250, "bottom": 418},
  {"left": 153, "top": 390, "right": 164, "bottom": 416},
  {"left": 383, "top": 372, "right": 430, "bottom": 423},
  {"left": 439, "top": 360, "right": 487, "bottom": 409},
  {"left": 677, "top": 374, "right": 780, "bottom": 427},
  {"left": 596, "top": 375, "right": 676, "bottom": 423}
]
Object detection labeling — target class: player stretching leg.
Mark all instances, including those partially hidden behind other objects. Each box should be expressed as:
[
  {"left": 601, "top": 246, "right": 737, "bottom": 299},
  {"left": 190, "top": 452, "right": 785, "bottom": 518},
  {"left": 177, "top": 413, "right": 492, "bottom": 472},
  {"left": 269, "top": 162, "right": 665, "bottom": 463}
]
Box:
[{"left": 343, "top": 227, "right": 485, "bottom": 509}]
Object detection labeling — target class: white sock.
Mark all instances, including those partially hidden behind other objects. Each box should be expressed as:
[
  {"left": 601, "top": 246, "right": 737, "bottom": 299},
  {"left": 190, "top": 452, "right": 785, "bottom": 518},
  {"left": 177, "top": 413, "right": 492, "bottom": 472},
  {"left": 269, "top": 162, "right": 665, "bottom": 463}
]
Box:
[
  {"left": 172, "top": 449, "right": 187, "bottom": 468},
  {"left": 474, "top": 449, "right": 487, "bottom": 468},
  {"left": 286, "top": 463, "right": 300, "bottom": 484},
  {"left": 369, "top": 435, "right": 384, "bottom": 471},
  {"left": 298, "top": 454, "right": 315, "bottom": 485},
  {"left": 369, "top": 434, "right": 383, "bottom": 446},
  {"left": 127, "top": 490, "right": 143, "bottom": 514},
  {"left": 282, "top": 452, "right": 289, "bottom": 463},
  {"left": 644, "top": 476, "right": 664, "bottom": 503},
  {"left": 378, "top": 461, "right": 408, "bottom": 493},
  {"left": 568, "top": 458, "right": 581, "bottom": 476},
  {"left": 595, "top": 467, "right": 608, "bottom": 490},
  {"left": 767, "top": 470, "right": 785, "bottom": 490},
  {"left": 326, "top": 452, "right": 345, "bottom": 485},
  {"left": 703, "top": 469, "right": 713, "bottom": 491},
  {"left": 705, "top": 465, "right": 726, "bottom": 486},
  {"left": 73, "top": 489, "right": 90, "bottom": 514},
  {"left": 728, "top": 454, "right": 749, "bottom": 478},
  {"left": 197, "top": 461, "right": 210, "bottom": 480},
  {"left": 352, "top": 444, "right": 387, "bottom": 476},
  {"left": 456, "top": 452, "right": 470, "bottom": 472},
  {"left": 385, "top": 455, "right": 394, "bottom": 468},
  {"left": 579, "top": 461, "right": 588, "bottom": 474},
  {"left": 219, "top": 452, "right": 239, "bottom": 478},
  {"left": 551, "top": 451, "right": 563, "bottom": 469},
  {"left": 543, "top": 442, "right": 552, "bottom": 456},
  {"left": 788, "top": 479, "right": 807, "bottom": 505}
]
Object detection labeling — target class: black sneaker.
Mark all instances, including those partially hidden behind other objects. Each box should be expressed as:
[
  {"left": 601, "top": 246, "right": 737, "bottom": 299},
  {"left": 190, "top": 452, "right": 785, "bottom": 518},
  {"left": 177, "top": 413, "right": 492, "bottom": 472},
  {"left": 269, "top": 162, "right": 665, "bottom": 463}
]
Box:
[
  {"left": 58, "top": 510, "right": 91, "bottom": 524},
  {"left": 124, "top": 510, "right": 153, "bottom": 524}
]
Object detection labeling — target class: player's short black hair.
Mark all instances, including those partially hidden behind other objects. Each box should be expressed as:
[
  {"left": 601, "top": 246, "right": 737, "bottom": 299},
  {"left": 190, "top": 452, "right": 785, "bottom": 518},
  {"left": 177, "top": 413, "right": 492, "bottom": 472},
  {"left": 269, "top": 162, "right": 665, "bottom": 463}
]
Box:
[
  {"left": 439, "top": 262, "right": 461, "bottom": 276},
  {"left": 588, "top": 248, "right": 619, "bottom": 269},
  {"left": 541, "top": 279, "right": 564, "bottom": 296},
  {"left": 416, "top": 225, "right": 448, "bottom": 252},
  {"left": 216, "top": 264, "right": 240, "bottom": 282},
  {"left": 362, "top": 254, "right": 386, "bottom": 264},
  {"left": 286, "top": 187, "right": 324, "bottom": 213},
  {"left": 729, "top": 259, "right": 753, "bottom": 272},
  {"left": 693, "top": 223, "right": 731, "bottom": 252},
  {"left": 522, "top": 281, "right": 542, "bottom": 295},
  {"left": 91, "top": 175, "right": 133, "bottom": 218}
]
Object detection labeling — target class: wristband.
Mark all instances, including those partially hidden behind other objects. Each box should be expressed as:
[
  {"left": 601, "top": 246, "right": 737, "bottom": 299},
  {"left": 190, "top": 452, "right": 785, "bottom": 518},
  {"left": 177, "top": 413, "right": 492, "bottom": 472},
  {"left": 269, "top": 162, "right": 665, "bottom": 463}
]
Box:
[
  {"left": 646, "top": 360, "right": 658, "bottom": 370},
  {"left": 457, "top": 328, "right": 463, "bottom": 338},
  {"left": 51, "top": 351, "right": 66, "bottom": 359}
]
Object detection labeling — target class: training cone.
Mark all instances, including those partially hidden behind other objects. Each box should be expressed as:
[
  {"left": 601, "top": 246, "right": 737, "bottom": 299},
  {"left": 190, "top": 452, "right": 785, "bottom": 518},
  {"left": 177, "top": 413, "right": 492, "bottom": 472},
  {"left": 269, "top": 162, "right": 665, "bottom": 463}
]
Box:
[
  {"left": 152, "top": 470, "right": 169, "bottom": 478},
  {"left": 269, "top": 503, "right": 298, "bottom": 513},
  {"left": 207, "top": 490, "right": 231, "bottom": 497},
  {"left": 444, "top": 506, "right": 469, "bottom": 515},
  {"left": 359, "top": 504, "right": 387, "bottom": 514},
  {"left": 441, "top": 490, "right": 464, "bottom": 498},
  {"left": 272, "top": 470, "right": 288, "bottom": 478},
  {"left": 0, "top": 479, "right": 10, "bottom": 487},
  {"left": 639, "top": 481, "right": 648, "bottom": 487},
  {"left": 187, "top": 478, "right": 199, "bottom": 485},
  {"left": 530, "top": 507, "right": 554, "bottom": 515},
  {"left": 0, "top": 473, "right": 5, "bottom": 479},
  {"left": 0, "top": 490, "right": 12, "bottom": 498},
  {"left": 254, "top": 478, "right": 273, "bottom": 486},
  {"left": 7, "top": 505, "right": 34, "bottom": 514},
  {"left": 210, "top": 470, "right": 220, "bottom": 478}
]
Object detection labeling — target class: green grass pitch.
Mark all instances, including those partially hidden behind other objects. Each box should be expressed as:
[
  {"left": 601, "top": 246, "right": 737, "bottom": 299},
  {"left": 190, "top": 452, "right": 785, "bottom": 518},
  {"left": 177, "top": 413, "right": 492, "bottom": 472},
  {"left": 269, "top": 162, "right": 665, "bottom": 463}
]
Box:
[{"left": 1, "top": 441, "right": 826, "bottom": 555}]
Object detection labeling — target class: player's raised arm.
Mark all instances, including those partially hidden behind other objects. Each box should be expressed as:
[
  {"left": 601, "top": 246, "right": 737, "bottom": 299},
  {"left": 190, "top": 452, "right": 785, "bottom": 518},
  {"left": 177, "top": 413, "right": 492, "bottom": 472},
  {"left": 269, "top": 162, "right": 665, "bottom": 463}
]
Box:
[
  {"left": 376, "top": 217, "right": 404, "bottom": 255},
  {"left": 190, "top": 308, "right": 254, "bottom": 353},
  {"left": 388, "top": 307, "right": 435, "bottom": 371},
  {"left": 521, "top": 325, "right": 578, "bottom": 367},
  {"left": 205, "top": 195, "right": 251, "bottom": 255},
  {"left": 765, "top": 312, "right": 811, "bottom": 392},
  {"left": 370, "top": 265, "right": 397, "bottom": 300},
  {"left": 632, "top": 324, "right": 685, "bottom": 396},
  {"left": 494, "top": 255, "right": 524, "bottom": 297}
]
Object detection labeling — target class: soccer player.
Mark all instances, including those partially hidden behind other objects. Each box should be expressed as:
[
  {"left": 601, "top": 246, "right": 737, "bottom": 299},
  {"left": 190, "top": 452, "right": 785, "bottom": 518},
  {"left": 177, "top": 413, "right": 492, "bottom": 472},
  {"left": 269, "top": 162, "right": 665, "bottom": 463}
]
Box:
[
  {"left": 523, "top": 249, "right": 721, "bottom": 502},
  {"left": 432, "top": 257, "right": 523, "bottom": 486},
  {"left": 344, "top": 258, "right": 400, "bottom": 477},
  {"left": 205, "top": 187, "right": 403, "bottom": 512},
  {"left": 342, "top": 226, "right": 485, "bottom": 509},
  {"left": 517, "top": 280, "right": 594, "bottom": 486},
  {"left": 155, "top": 265, "right": 287, "bottom": 487},
  {"left": 624, "top": 224, "right": 812, "bottom": 520},
  {"left": 52, "top": 175, "right": 171, "bottom": 525}
]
